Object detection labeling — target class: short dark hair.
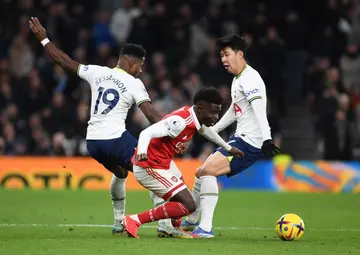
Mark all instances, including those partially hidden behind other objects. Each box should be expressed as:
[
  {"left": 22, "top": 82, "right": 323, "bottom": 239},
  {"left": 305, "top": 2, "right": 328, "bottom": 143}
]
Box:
[
  {"left": 120, "top": 43, "right": 146, "bottom": 59},
  {"left": 216, "top": 34, "right": 247, "bottom": 55},
  {"left": 193, "top": 88, "right": 223, "bottom": 105}
]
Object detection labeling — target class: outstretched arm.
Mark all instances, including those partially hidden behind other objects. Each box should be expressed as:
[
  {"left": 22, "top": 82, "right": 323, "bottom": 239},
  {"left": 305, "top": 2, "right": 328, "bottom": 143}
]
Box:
[
  {"left": 198, "top": 125, "right": 244, "bottom": 157},
  {"left": 131, "top": 79, "right": 163, "bottom": 124},
  {"left": 136, "top": 116, "right": 186, "bottom": 161},
  {"left": 212, "top": 104, "right": 236, "bottom": 133},
  {"left": 198, "top": 126, "right": 232, "bottom": 151},
  {"left": 138, "top": 101, "right": 164, "bottom": 124},
  {"left": 29, "top": 17, "right": 79, "bottom": 73}
]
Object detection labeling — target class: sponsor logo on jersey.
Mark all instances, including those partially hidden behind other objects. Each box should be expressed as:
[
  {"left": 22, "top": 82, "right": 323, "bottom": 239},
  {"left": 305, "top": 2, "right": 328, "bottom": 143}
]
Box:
[
  {"left": 245, "top": 88, "right": 260, "bottom": 97},
  {"left": 83, "top": 65, "right": 89, "bottom": 71},
  {"left": 182, "top": 135, "right": 188, "bottom": 140}
]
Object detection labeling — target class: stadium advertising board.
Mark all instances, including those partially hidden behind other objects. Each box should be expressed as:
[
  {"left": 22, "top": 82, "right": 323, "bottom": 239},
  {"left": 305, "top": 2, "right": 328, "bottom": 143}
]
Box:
[
  {"left": 0, "top": 156, "right": 359, "bottom": 192},
  {"left": 0, "top": 157, "right": 198, "bottom": 190},
  {"left": 217, "top": 155, "right": 360, "bottom": 192}
]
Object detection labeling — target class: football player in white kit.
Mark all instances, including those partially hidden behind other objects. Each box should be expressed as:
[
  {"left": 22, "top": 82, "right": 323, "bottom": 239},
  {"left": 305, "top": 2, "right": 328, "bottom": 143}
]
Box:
[
  {"left": 181, "top": 34, "right": 280, "bottom": 238},
  {"left": 29, "top": 17, "right": 188, "bottom": 238}
]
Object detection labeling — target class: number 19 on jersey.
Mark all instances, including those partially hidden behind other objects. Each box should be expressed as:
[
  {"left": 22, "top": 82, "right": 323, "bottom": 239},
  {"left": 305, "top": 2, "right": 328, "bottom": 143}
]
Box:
[{"left": 94, "top": 86, "right": 120, "bottom": 114}]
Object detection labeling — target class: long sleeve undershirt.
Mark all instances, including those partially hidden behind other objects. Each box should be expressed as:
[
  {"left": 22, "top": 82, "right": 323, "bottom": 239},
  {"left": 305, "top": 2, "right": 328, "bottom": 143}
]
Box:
[
  {"left": 137, "top": 116, "right": 232, "bottom": 155},
  {"left": 250, "top": 98, "right": 272, "bottom": 141}
]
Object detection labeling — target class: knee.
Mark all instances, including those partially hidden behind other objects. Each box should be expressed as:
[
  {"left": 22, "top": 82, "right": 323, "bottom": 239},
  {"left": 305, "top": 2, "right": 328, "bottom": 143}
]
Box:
[
  {"left": 111, "top": 166, "right": 128, "bottom": 179},
  {"left": 185, "top": 199, "right": 196, "bottom": 214},
  {"left": 195, "top": 164, "right": 216, "bottom": 178},
  {"left": 182, "top": 196, "right": 196, "bottom": 214}
]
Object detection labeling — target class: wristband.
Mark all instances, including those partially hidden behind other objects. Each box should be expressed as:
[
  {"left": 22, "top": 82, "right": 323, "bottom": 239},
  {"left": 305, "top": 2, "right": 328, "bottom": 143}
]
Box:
[{"left": 41, "top": 38, "right": 50, "bottom": 47}]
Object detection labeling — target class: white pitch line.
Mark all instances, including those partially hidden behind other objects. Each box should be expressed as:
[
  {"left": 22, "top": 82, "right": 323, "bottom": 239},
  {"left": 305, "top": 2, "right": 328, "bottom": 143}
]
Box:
[{"left": 0, "top": 223, "right": 359, "bottom": 232}]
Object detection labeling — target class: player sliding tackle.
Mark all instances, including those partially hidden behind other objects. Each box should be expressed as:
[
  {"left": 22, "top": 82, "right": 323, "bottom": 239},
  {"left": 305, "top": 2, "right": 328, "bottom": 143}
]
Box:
[
  {"left": 121, "top": 88, "right": 244, "bottom": 238},
  {"left": 180, "top": 34, "right": 280, "bottom": 238},
  {"left": 29, "top": 17, "right": 187, "bottom": 237}
]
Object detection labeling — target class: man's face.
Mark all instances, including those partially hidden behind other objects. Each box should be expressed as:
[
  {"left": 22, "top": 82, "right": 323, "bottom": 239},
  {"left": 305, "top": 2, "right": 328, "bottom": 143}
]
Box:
[
  {"left": 129, "top": 57, "right": 145, "bottom": 77},
  {"left": 220, "top": 47, "right": 243, "bottom": 75},
  {"left": 197, "top": 102, "right": 222, "bottom": 126}
]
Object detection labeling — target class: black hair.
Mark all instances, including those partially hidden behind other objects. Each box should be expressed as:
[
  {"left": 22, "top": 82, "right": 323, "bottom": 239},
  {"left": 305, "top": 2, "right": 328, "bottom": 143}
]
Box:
[
  {"left": 216, "top": 34, "right": 247, "bottom": 55},
  {"left": 193, "top": 88, "right": 223, "bottom": 105},
  {"left": 120, "top": 43, "right": 146, "bottom": 59}
]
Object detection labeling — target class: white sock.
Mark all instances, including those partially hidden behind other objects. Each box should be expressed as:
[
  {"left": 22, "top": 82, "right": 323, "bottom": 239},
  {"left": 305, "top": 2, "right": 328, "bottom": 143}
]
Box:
[
  {"left": 199, "top": 176, "right": 218, "bottom": 232},
  {"left": 149, "top": 191, "right": 172, "bottom": 228},
  {"left": 186, "top": 176, "right": 201, "bottom": 224},
  {"left": 110, "top": 175, "right": 126, "bottom": 222}
]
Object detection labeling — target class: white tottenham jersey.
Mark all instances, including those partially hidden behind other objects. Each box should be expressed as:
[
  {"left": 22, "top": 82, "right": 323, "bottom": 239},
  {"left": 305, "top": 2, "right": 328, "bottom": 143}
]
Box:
[
  {"left": 77, "top": 64, "right": 150, "bottom": 140},
  {"left": 230, "top": 65, "right": 271, "bottom": 148}
]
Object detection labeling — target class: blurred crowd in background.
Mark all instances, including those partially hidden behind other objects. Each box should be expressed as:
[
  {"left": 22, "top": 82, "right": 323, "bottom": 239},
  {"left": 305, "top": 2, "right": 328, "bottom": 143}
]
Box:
[{"left": 1, "top": 0, "right": 360, "bottom": 160}]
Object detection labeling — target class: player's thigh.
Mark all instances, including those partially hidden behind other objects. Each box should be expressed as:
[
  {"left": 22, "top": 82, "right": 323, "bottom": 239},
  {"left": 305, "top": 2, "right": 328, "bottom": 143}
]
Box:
[
  {"left": 148, "top": 161, "right": 182, "bottom": 204},
  {"left": 86, "top": 133, "right": 137, "bottom": 171},
  {"left": 86, "top": 140, "right": 117, "bottom": 170},
  {"left": 133, "top": 165, "right": 187, "bottom": 201},
  {"left": 196, "top": 151, "right": 231, "bottom": 178},
  {"left": 205, "top": 137, "right": 263, "bottom": 178},
  {"left": 109, "top": 166, "right": 128, "bottom": 178},
  {"left": 112, "top": 131, "right": 137, "bottom": 169}
]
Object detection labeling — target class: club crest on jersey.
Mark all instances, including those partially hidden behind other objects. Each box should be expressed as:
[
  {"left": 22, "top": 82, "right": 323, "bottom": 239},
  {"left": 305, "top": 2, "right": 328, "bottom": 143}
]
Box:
[
  {"left": 171, "top": 176, "right": 178, "bottom": 182},
  {"left": 141, "top": 87, "right": 148, "bottom": 93},
  {"left": 234, "top": 103, "right": 242, "bottom": 115}
]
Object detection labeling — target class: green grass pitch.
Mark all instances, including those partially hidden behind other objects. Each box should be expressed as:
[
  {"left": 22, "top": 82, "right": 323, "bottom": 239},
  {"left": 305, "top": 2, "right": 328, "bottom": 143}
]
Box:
[{"left": 0, "top": 190, "right": 359, "bottom": 255}]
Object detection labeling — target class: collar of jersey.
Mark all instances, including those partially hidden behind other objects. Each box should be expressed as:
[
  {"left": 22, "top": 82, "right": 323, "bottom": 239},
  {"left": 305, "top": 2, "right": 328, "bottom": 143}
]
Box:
[
  {"left": 189, "top": 106, "right": 201, "bottom": 130},
  {"left": 235, "top": 64, "right": 248, "bottom": 79},
  {"left": 113, "top": 67, "right": 127, "bottom": 73}
]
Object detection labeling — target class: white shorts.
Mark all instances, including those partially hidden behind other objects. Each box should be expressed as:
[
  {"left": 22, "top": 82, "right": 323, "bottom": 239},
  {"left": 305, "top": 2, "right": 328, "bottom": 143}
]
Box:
[{"left": 133, "top": 161, "right": 187, "bottom": 200}]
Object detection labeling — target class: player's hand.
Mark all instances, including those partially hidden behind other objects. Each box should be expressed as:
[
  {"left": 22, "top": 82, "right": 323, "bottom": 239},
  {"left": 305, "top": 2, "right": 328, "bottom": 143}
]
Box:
[
  {"left": 261, "top": 139, "right": 280, "bottom": 157},
  {"left": 135, "top": 153, "right": 148, "bottom": 162},
  {"left": 29, "top": 17, "right": 47, "bottom": 41},
  {"left": 229, "top": 146, "right": 244, "bottom": 158}
]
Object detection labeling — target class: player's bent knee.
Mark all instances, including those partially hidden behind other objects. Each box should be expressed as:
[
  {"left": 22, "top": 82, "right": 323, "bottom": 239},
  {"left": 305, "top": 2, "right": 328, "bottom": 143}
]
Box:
[
  {"left": 180, "top": 197, "right": 196, "bottom": 214},
  {"left": 195, "top": 167, "right": 202, "bottom": 178},
  {"left": 111, "top": 166, "right": 128, "bottom": 179},
  {"left": 181, "top": 193, "right": 196, "bottom": 213},
  {"left": 171, "top": 189, "right": 196, "bottom": 214},
  {"left": 186, "top": 199, "right": 196, "bottom": 213},
  {"left": 197, "top": 151, "right": 231, "bottom": 177},
  {"left": 196, "top": 164, "right": 217, "bottom": 177}
]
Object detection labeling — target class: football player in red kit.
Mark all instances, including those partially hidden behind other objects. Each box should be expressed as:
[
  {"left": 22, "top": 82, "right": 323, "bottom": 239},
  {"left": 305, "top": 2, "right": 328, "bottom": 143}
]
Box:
[{"left": 122, "top": 88, "right": 244, "bottom": 238}]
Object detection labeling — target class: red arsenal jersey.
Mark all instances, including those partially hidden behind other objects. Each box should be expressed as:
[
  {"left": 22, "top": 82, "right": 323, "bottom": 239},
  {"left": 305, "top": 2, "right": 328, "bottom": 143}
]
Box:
[{"left": 133, "top": 106, "right": 201, "bottom": 169}]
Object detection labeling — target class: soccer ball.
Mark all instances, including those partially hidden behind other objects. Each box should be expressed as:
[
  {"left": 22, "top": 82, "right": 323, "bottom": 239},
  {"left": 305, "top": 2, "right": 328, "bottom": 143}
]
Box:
[{"left": 275, "top": 213, "right": 305, "bottom": 241}]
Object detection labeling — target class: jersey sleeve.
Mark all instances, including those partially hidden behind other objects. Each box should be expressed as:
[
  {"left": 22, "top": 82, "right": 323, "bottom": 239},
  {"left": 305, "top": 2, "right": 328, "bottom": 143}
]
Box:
[
  {"left": 212, "top": 105, "right": 236, "bottom": 133},
  {"left": 137, "top": 116, "right": 186, "bottom": 154},
  {"left": 133, "top": 79, "right": 151, "bottom": 106},
  {"left": 242, "top": 79, "right": 263, "bottom": 103},
  {"left": 198, "top": 125, "right": 232, "bottom": 151},
  {"left": 162, "top": 115, "right": 187, "bottom": 138},
  {"left": 243, "top": 75, "right": 272, "bottom": 141},
  {"left": 77, "top": 64, "right": 103, "bottom": 87}
]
